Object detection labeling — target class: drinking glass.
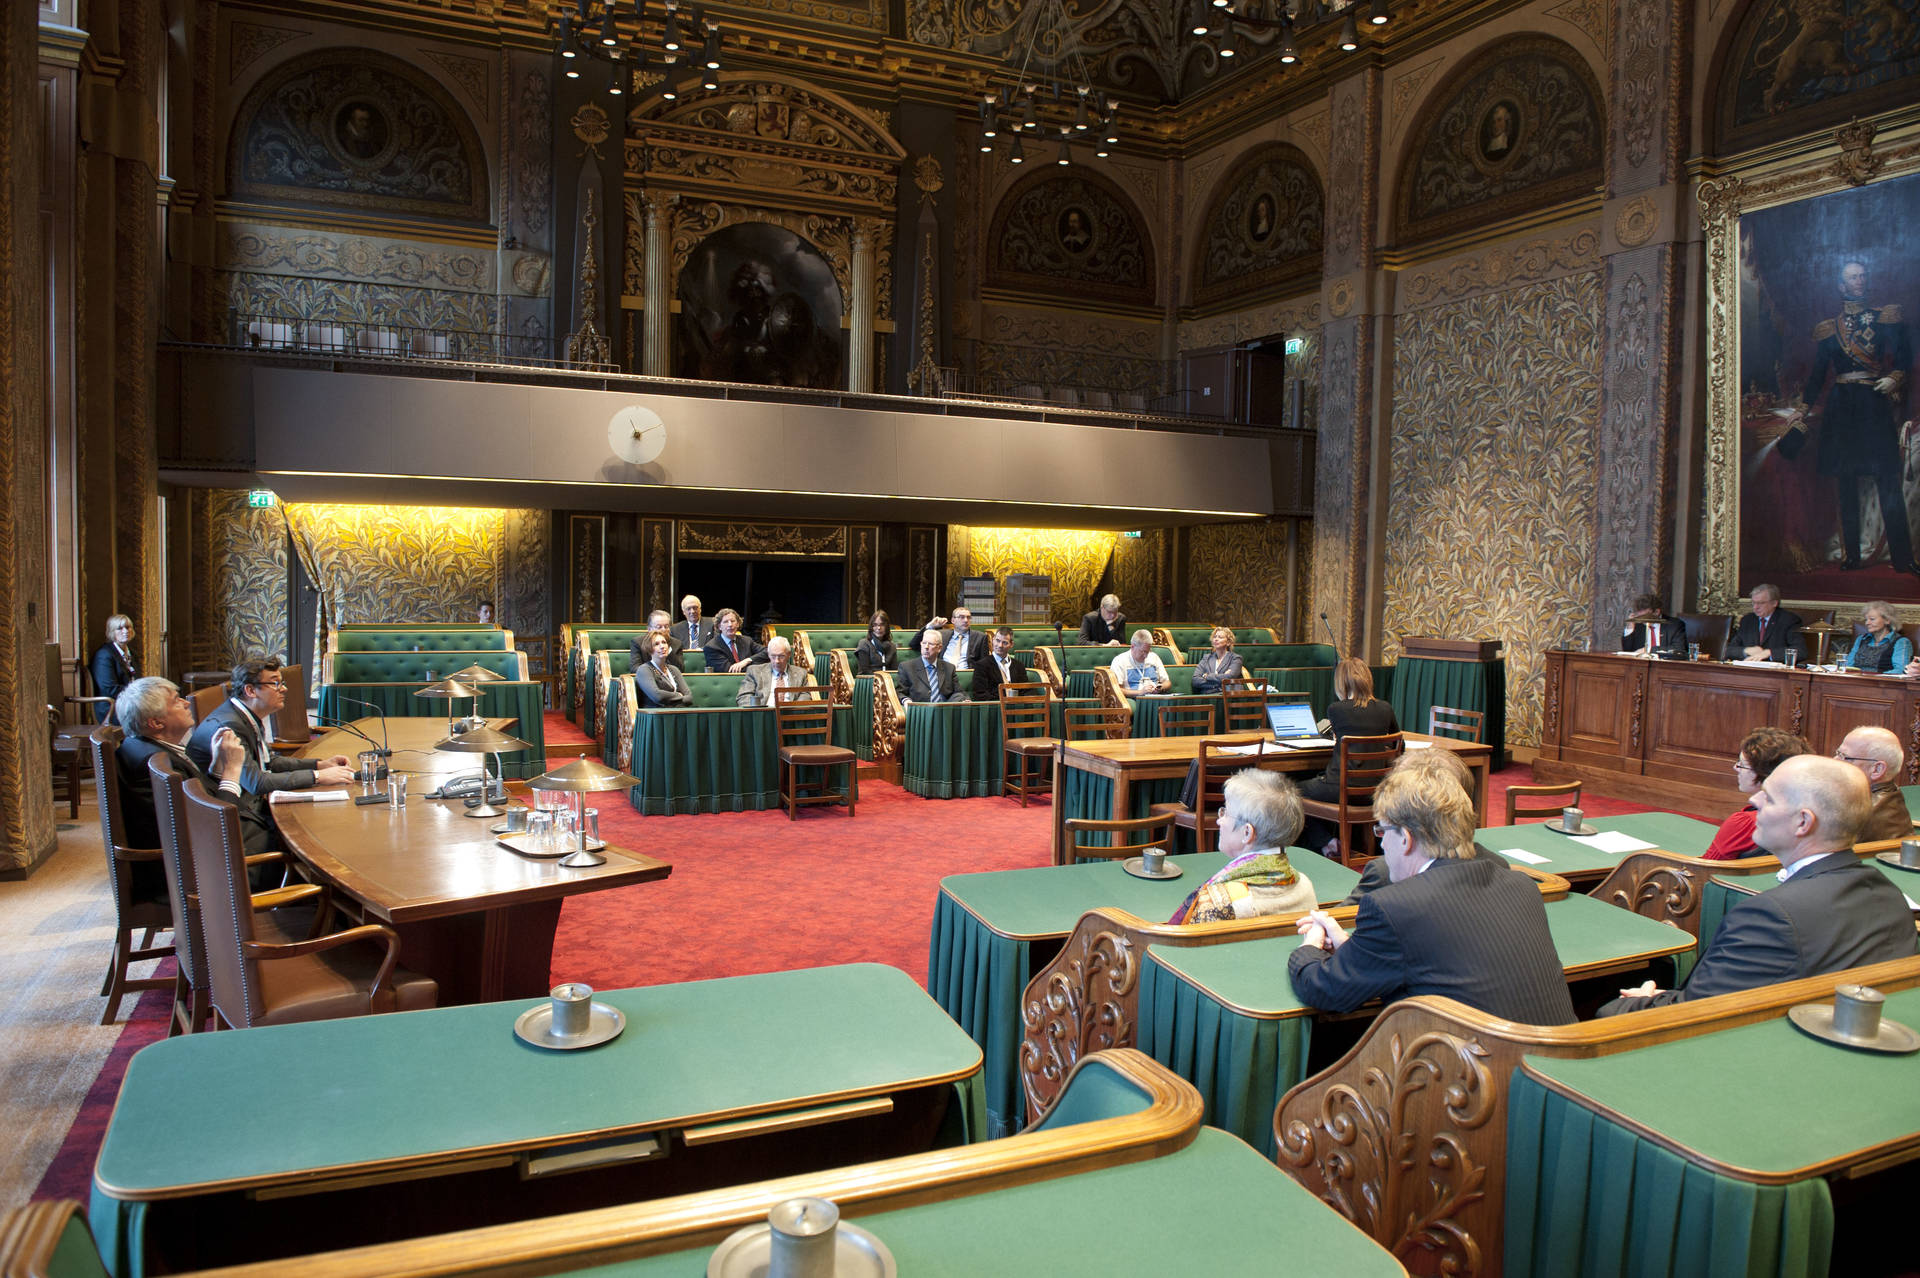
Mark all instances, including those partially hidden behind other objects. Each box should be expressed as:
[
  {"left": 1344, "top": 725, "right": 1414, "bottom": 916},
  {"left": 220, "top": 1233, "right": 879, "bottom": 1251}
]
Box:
[{"left": 525, "top": 809, "right": 552, "bottom": 852}]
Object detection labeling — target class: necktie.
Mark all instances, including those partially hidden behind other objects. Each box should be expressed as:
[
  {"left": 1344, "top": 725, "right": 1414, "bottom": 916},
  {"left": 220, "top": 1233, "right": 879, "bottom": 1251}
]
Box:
[
  {"left": 925, "top": 662, "right": 941, "bottom": 703},
  {"left": 728, "top": 640, "right": 738, "bottom": 664}
]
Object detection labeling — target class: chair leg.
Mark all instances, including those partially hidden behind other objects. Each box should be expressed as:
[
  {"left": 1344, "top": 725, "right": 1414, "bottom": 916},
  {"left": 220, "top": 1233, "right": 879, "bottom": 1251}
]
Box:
[
  {"left": 846, "top": 761, "right": 856, "bottom": 818},
  {"left": 99, "top": 931, "right": 130, "bottom": 1025}
]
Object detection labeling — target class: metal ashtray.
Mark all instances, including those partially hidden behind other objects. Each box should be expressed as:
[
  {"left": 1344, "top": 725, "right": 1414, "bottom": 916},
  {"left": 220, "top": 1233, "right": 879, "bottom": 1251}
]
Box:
[
  {"left": 1785, "top": 984, "right": 1920, "bottom": 1055},
  {"left": 514, "top": 983, "right": 626, "bottom": 1051},
  {"left": 707, "top": 1220, "right": 895, "bottom": 1278},
  {"left": 1122, "top": 856, "right": 1182, "bottom": 880}
]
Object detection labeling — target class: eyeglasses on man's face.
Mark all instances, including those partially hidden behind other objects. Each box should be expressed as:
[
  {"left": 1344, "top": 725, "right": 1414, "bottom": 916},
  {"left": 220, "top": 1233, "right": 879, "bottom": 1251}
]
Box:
[{"left": 1372, "top": 822, "right": 1403, "bottom": 842}]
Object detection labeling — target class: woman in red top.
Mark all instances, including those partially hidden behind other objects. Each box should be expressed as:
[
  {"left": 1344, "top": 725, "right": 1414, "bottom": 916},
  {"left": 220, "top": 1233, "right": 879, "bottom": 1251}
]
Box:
[{"left": 1702, "top": 726, "right": 1809, "bottom": 859}]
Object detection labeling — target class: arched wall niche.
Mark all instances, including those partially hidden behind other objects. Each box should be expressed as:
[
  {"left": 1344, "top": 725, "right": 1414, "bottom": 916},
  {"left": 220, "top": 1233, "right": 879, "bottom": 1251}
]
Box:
[
  {"left": 1188, "top": 141, "right": 1324, "bottom": 309},
  {"left": 1707, "top": 0, "right": 1920, "bottom": 157},
  {"left": 983, "top": 166, "right": 1156, "bottom": 307}
]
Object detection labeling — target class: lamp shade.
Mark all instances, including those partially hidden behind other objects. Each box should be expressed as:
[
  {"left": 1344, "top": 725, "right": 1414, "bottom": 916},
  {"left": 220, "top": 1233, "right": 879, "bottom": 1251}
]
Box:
[
  {"left": 435, "top": 725, "right": 531, "bottom": 755},
  {"left": 449, "top": 664, "right": 507, "bottom": 684},
  {"left": 532, "top": 758, "right": 640, "bottom": 792},
  {"left": 414, "top": 678, "right": 479, "bottom": 700}
]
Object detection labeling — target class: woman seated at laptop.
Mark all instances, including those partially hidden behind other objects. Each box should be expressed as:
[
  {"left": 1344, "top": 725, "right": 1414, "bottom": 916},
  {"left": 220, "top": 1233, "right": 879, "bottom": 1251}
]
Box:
[
  {"left": 1298, "top": 658, "right": 1399, "bottom": 858},
  {"left": 1191, "top": 627, "right": 1245, "bottom": 693}
]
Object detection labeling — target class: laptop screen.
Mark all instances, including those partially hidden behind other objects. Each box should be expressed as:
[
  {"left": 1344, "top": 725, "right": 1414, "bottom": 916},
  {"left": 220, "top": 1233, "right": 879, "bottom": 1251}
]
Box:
[{"left": 1265, "top": 701, "right": 1319, "bottom": 738}]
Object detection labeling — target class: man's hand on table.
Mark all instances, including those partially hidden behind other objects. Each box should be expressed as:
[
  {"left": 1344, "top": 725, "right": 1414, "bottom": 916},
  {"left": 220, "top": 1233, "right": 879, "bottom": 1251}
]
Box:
[
  {"left": 314, "top": 764, "right": 357, "bottom": 785},
  {"left": 1296, "top": 909, "right": 1348, "bottom": 952}
]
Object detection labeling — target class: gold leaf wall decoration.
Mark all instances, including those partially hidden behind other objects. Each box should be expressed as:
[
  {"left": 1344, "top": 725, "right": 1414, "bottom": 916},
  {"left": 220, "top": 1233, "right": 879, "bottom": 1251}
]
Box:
[
  {"left": 285, "top": 504, "right": 505, "bottom": 627},
  {"left": 947, "top": 526, "right": 1119, "bottom": 625},
  {"left": 208, "top": 489, "right": 290, "bottom": 668},
  {"left": 1188, "top": 521, "right": 1295, "bottom": 631},
  {"left": 1382, "top": 272, "right": 1602, "bottom": 747}
]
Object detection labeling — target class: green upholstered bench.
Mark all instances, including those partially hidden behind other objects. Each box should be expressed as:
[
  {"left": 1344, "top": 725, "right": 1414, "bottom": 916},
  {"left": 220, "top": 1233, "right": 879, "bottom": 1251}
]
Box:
[
  {"left": 1159, "top": 627, "right": 1280, "bottom": 650},
  {"left": 332, "top": 628, "right": 509, "bottom": 652},
  {"left": 562, "top": 625, "right": 650, "bottom": 723},
  {"left": 328, "top": 649, "right": 526, "bottom": 684}
]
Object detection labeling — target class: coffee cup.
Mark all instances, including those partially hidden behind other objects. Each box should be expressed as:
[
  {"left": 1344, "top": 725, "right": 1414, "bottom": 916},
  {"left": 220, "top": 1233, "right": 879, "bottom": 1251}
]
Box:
[
  {"left": 1140, "top": 846, "right": 1166, "bottom": 874},
  {"left": 1900, "top": 840, "right": 1920, "bottom": 869},
  {"left": 1831, "top": 983, "right": 1885, "bottom": 1042},
  {"left": 1561, "top": 806, "right": 1584, "bottom": 833},
  {"left": 767, "top": 1197, "right": 839, "bottom": 1278},
  {"left": 550, "top": 982, "right": 593, "bottom": 1037}
]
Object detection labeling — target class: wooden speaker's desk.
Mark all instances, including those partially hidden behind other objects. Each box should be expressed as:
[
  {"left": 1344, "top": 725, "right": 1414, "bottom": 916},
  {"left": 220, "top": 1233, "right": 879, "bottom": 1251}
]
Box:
[
  {"left": 278, "top": 719, "right": 670, "bottom": 1004},
  {"left": 1537, "top": 651, "right": 1920, "bottom": 810}
]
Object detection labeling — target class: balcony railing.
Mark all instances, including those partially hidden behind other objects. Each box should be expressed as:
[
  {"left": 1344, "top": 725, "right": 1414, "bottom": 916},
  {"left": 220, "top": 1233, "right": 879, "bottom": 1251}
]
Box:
[{"left": 228, "top": 311, "right": 616, "bottom": 374}]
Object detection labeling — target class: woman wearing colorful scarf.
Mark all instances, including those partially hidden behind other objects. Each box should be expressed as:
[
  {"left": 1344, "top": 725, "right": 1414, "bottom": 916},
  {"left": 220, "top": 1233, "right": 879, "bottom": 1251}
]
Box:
[{"left": 1168, "top": 769, "right": 1316, "bottom": 924}]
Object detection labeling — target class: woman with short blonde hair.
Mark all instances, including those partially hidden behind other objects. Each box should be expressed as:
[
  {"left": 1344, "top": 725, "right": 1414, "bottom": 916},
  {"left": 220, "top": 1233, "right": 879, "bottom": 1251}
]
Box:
[{"left": 1842, "top": 601, "right": 1911, "bottom": 673}]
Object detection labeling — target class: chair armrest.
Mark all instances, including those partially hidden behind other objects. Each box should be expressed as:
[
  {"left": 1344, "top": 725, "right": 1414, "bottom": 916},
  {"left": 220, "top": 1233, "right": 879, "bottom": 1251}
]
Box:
[
  {"left": 268, "top": 740, "right": 305, "bottom": 755},
  {"left": 111, "top": 844, "right": 164, "bottom": 863},
  {"left": 250, "top": 883, "right": 324, "bottom": 911},
  {"left": 244, "top": 923, "right": 401, "bottom": 1000},
  {"left": 242, "top": 851, "right": 284, "bottom": 868}
]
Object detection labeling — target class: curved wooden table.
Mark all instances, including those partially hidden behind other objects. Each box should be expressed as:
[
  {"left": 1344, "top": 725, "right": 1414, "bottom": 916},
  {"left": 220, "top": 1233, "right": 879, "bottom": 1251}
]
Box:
[{"left": 280, "top": 719, "right": 670, "bottom": 1003}]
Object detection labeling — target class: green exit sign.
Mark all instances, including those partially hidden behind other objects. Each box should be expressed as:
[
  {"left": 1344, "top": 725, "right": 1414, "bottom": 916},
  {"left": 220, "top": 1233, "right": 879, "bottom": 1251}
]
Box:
[
  {"left": 1121, "top": 530, "right": 1142, "bottom": 538},
  {"left": 1284, "top": 337, "right": 1304, "bottom": 356},
  {"left": 247, "top": 489, "right": 276, "bottom": 508}
]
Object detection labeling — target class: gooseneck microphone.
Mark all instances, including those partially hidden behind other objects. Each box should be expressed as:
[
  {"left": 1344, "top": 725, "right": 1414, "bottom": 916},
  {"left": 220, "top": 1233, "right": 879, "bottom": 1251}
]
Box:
[
  {"left": 1319, "top": 611, "right": 1342, "bottom": 654},
  {"left": 334, "top": 693, "right": 392, "bottom": 758}
]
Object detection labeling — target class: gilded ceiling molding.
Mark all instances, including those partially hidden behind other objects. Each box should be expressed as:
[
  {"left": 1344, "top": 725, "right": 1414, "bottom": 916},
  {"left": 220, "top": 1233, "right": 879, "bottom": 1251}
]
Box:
[{"left": 227, "top": 20, "right": 311, "bottom": 83}]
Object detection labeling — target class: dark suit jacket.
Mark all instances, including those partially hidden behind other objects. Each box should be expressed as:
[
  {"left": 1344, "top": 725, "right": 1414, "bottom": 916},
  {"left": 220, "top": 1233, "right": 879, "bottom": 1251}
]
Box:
[
  {"left": 118, "top": 734, "right": 274, "bottom": 860},
  {"left": 1191, "top": 651, "right": 1245, "bottom": 693},
  {"left": 1315, "top": 698, "right": 1400, "bottom": 786},
  {"left": 91, "top": 643, "right": 137, "bottom": 722},
  {"left": 702, "top": 631, "right": 768, "bottom": 672},
  {"left": 1288, "top": 855, "right": 1577, "bottom": 1025},
  {"left": 855, "top": 636, "right": 898, "bottom": 674},
  {"left": 1342, "top": 842, "right": 1503, "bottom": 903},
  {"left": 1621, "top": 615, "right": 1689, "bottom": 656},
  {"left": 186, "top": 700, "right": 316, "bottom": 794},
  {"left": 634, "top": 660, "right": 691, "bottom": 707},
  {"left": 630, "top": 632, "right": 685, "bottom": 672},
  {"left": 671, "top": 618, "right": 717, "bottom": 652},
  {"left": 911, "top": 626, "right": 988, "bottom": 670},
  {"left": 897, "top": 658, "right": 965, "bottom": 703},
  {"left": 1078, "top": 612, "right": 1127, "bottom": 645},
  {"left": 972, "top": 655, "right": 1028, "bottom": 704},
  {"left": 1729, "top": 608, "right": 1804, "bottom": 662},
  {"left": 1600, "top": 854, "right": 1918, "bottom": 1014}
]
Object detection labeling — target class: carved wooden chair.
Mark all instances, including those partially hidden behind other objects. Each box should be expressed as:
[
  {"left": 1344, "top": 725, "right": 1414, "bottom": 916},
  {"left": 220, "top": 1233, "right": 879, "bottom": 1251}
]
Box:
[
  {"left": 189, "top": 683, "right": 226, "bottom": 725},
  {"left": 1590, "top": 847, "right": 1780, "bottom": 940},
  {"left": 268, "top": 662, "right": 313, "bottom": 751},
  {"left": 1298, "top": 733, "right": 1405, "bottom": 867},
  {"left": 1063, "top": 704, "right": 1130, "bottom": 741},
  {"left": 1059, "top": 812, "right": 1178, "bottom": 866},
  {"left": 1148, "top": 738, "right": 1269, "bottom": 854},
  {"left": 1505, "top": 779, "right": 1582, "bottom": 825},
  {"left": 1219, "top": 682, "right": 1273, "bottom": 733},
  {"left": 87, "top": 728, "right": 174, "bottom": 1024},
  {"left": 1156, "top": 702, "right": 1217, "bottom": 738},
  {"left": 774, "top": 685, "right": 856, "bottom": 819},
  {"left": 1000, "top": 683, "right": 1057, "bottom": 807},
  {"left": 1426, "top": 704, "right": 1485, "bottom": 744}
]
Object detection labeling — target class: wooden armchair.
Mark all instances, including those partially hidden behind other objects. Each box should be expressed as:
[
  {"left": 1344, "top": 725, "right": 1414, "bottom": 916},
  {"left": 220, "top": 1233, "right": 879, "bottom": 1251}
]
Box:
[
  {"left": 1060, "top": 811, "right": 1178, "bottom": 866},
  {"left": 1272, "top": 955, "right": 1920, "bottom": 1273},
  {"left": 1299, "top": 733, "right": 1404, "bottom": 866},
  {"left": 1148, "top": 738, "right": 1270, "bottom": 853},
  {"left": 1505, "top": 779, "right": 1581, "bottom": 824},
  {"left": 189, "top": 683, "right": 225, "bottom": 725},
  {"left": 1156, "top": 702, "right": 1217, "bottom": 738},
  {"left": 182, "top": 779, "right": 438, "bottom": 1026},
  {"left": 1220, "top": 681, "right": 1275, "bottom": 733},
  {"left": 145, "top": 751, "right": 324, "bottom": 1034},
  {"left": 86, "top": 728, "right": 174, "bottom": 1024},
  {"left": 267, "top": 662, "right": 313, "bottom": 751},
  {"left": 773, "top": 685, "right": 856, "bottom": 819},
  {"left": 1063, "top": 703, "right": 1130, "bottom": 741},
  {"left": 1426, "top": 704, "right": 1485, "bottom": 744},
  {"left": 1000, "top": 683, "right": 1058, "bottom": 807}
]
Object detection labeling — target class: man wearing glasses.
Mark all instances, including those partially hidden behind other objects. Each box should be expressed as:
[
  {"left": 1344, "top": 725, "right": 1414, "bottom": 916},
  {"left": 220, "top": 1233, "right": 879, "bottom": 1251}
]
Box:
[
  {"left": 1287, "top": 765, "right": 1576, "bottom": 1026},
  {"left": 187, "top": 658, "right": 355, "bottom": 794},
  {"left": 1832, "top": 725, "right": 1912, "bottom": 842}
]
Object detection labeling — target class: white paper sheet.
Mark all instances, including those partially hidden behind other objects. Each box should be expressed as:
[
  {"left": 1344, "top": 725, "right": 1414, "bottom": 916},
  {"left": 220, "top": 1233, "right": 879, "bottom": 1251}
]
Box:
[
  {"left": 1496, "top": 847, "right": 1551, "bottom": 865},
  {"left": 1402, "top": 740, "right": 1433, "bottom": 750},
  {"left": 268, "top": 789, "right": 349, "bottom": 804},
  {"left": 1567, "top": 830, "right": 1657, "bottom": 854}
]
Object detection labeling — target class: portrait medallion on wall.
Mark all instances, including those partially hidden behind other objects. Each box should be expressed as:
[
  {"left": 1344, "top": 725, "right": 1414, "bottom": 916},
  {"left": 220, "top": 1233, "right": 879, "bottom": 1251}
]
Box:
[
  {"left": 1394, "top": 36, "right": 1601, "bottom": 248},
  {"left": 985, "top": 170, "right": 1153, "bottom": 305},
  {"left": 332, "top": 100, "right": 391, "bottom": 163},
  {"left": 1727, "top": 169, "right": 1920, "bottom": 603},
  {"left": 1192, "top": 143, "right": 1323, "bottom": 307},
  {"left": 1056, "top": 206, "right": 1096, "bottom": 256}
]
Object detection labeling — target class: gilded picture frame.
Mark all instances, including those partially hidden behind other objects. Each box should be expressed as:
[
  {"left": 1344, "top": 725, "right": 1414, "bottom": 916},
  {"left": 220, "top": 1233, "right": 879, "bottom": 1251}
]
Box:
[{"left": 1698, "top": 114, "right": 1920, "bottom": 617}]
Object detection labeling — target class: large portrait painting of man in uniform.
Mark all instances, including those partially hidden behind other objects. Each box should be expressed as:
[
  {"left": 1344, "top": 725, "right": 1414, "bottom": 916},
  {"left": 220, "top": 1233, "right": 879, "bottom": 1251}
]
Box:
[{"left": 1737, "top": 171, "right": 1920, "bottom": 603}]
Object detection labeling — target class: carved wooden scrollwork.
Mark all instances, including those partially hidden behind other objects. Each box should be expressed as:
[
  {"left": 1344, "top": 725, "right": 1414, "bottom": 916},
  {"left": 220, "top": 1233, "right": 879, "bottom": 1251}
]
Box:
[
  {"left": 592, "top": 653, "right": 611, "bottom": 741},
  {"left": 872, "top": 685, "right": 902, "bottom": 763},
  {"left": 1627, "top": 670, "right": 1645, "bottom": 754},
  {"left": 573, "top": 639, "right": 590, "bottom": 715},
  {"left": 1542, "top": 656, "right": 1562, "bottom": 742},
  {"left": 1095, "top": 668, "right": 1131, "bottom": 740},
  {"left": 615, "top": 679, "right": 635, "bottom": 772},
  {"left": 1276, "top": 1028, "right": 1495, "bottom": 1274},
  {"left": 1908, "top": 701, "right": 1920, "bottom": 785},
  {"left": 827, "top": 649, "right": 854, "bottom": 708},
  {"left": 1789, "top": 686, "right": 1805, "bottom": 737},
  {"left": 1019, "top": 927, "right": 1138, "bottom": 1124},
  {"left": 1602, "top": 864, "right": 1698, "bottom": 928}
]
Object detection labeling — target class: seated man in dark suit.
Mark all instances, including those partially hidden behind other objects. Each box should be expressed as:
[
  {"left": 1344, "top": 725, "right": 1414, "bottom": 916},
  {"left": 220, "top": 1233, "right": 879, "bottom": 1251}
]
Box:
[
  {"left": 1729, "top": 582, "right": 1803, "bottom": 662},
  {"left": 736, "top": 637, "right": 818, "bottom": 707},
  {"left": 186, "top": 659, "right": 354, "bottom": 795},
  {"left": 1289, "top": 765, "right": 1577, "bottom": 1026},
  {"left": 671, "top": 594, "right": 716, "bottom": 653},
  {"left": 1342, "top": 748, "right": 1501, "bottom": 901},
  {"left": 911, "top": 607, "right": 988, "bottom": 671},
  {"left": 971, "top": 627, "right": 1028, "bottom": 703},
  {"left": 116, "top": 676, "right": 276, "bottom": 863},
  {"left": 702, "top": 608, "right": 768, "bottom": 674},
  {"left": 1078, "top": 594, "right": 1127, "bottom": 646},
  {"left": 629, "top": 609, "right": 684, "bottom": 673},
  {"left": 634, "top": 631, "right": 692, "bottom": 707},
  {"left": 897, "top": 628, "right": 965, "bottom": 703},
  {"left": 1600, "top": 754, "right": 1917, "bottom": 1014},
  {"left": 1620, "top": 592, "right": 1688, "bottom": 657}
]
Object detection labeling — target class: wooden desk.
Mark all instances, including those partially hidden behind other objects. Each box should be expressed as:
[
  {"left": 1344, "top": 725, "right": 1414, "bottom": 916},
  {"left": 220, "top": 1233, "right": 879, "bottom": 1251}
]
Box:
[
  {"left": 281, "top": 720, "right": 670, "bottom": 1004},
  {"left": 1051, "top": 731, "right": 1491, "bottom": 865},
  {"left": 1538, "top": 650, "right": 1920, "bottom": 810},
  {"left": 89, "top": 965, "right": 983, "bottom": 1277},
  {"left": 1478, "top": 811, "right": 1720, "bottom": 888}
]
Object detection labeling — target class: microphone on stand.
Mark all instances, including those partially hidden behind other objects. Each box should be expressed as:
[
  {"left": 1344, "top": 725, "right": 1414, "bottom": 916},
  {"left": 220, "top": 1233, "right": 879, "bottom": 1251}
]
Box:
[
  {"left": 1319, "top": 611, "right": 1342, "bottom": 655},
  {"left": 334, "top": 694, "right": 392, "bottom": 758}
]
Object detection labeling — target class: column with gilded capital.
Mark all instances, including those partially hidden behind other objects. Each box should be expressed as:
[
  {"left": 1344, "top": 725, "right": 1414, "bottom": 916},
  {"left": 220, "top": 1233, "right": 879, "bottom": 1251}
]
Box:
[
  {"left": 641, "top": 190, "right": 673, "bottom": 377},
  {"left": 1310, "top": 69, "right": 1384, "bottom": 657},
  {"left": 1594, "top": 0, "right": 1691, "bottom": 635},
  {"left": 848, "top": 220, "right": 874, "bottom": 393}
]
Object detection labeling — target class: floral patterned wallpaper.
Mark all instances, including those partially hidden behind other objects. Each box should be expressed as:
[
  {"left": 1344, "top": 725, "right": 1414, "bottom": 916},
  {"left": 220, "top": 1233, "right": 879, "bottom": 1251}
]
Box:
[
  {"left": 1187, "top": 521, "right": 1297, "bottom": 633},
  {"left": 1382, "top": 271, "right": 1603, "bottom": 747},
  {"left": 285, "top": 504, "right": 504, "bottom": 627},
  {"left": 946, "top": 526, "right": 1119, "bottom": 626},
  {"left": 207, "top": 489, "right": 290, "bottom": 669}
]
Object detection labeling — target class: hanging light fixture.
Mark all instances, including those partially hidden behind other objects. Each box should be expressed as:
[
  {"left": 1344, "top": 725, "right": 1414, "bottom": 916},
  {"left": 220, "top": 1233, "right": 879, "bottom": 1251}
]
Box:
[
  {"left": 1369, "top": 0, "right": 1390, "bottom": 23},
  {"left": 1339, "top": 11, "right": 1359, "bottom": 50},
  {"left": 1008, "top": 135, "right": 1026, "bottom": 164},
  {"left": 980, "top": 0, "right": 1113, "bottom": 165},
  {"left": 551, "top": 2, "right": 728, "bottom": 99}
]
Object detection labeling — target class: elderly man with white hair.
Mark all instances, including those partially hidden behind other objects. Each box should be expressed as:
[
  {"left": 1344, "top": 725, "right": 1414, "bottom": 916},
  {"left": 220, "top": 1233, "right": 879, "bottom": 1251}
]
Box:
[
  {"left": 1601, "top": 754, "right": 1916, "bottom": 1014},
  {"left": 735, "top": 637, "right": 816, "bottom": 707},
  {"left": 1834, "top": 724, "right": 1913, "bottom": 841},
  {"left": 1109, "top": 629, "right": 1171, "bottom": 694},
  {"left": 1078, "top": 594, "right": 1127, "bottom": 645}
]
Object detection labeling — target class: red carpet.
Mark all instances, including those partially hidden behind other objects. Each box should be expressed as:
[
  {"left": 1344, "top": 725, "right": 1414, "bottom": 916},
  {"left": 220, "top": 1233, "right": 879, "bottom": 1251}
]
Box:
[
  {"left": 541, "top": 709, "right": 595, "bottom": 746},
  {"left": 35, "top": 760, "right": 1693, "bottom": 1204}
]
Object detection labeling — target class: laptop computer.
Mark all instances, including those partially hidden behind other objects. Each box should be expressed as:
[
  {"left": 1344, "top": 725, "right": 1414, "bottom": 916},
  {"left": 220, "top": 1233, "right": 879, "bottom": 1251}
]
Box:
[{"left": 1265, "top": 701, "right": 1334, "bottom": 749}]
